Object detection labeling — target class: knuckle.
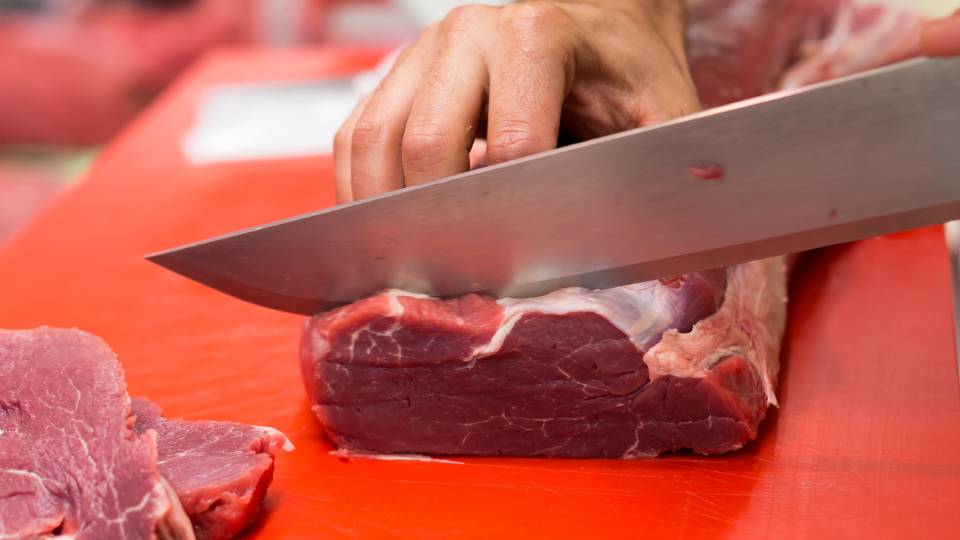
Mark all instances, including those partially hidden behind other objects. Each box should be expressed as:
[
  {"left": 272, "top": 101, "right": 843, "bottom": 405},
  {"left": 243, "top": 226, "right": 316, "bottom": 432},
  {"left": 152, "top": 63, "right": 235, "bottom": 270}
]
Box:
[
  {"left": 351, "top": 113, "right": 388, "bottom": 150},
  {"left": 421, "top": 21, "right": 441, "bottom": 40},
  {"left": 443, "top": 4, "right": 490, "bottom": 33},
  {"left": 502, "top": 2, "right": 562, "bottom": 35},
  {"left": 487, "top": 118, "right": 546, "bottom": 163},
  {"left": 402, "top": 121, "right": 450, "bottom": 169}
]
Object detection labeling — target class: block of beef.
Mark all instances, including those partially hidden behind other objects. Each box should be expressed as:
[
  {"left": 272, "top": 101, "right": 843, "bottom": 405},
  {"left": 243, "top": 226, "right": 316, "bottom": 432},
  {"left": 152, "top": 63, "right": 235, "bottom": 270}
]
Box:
[
  {"left": 300, "top": 0, "right": 926, "bottom": 458},
  {"left": 303, "top": 261, "right": 785, "bottom": 457},
  {"left": 132, "top": 399, "right": 292, "bottom": 540},
  {"left": 0, "top": 327, "right": 193, "bottom": 539}
]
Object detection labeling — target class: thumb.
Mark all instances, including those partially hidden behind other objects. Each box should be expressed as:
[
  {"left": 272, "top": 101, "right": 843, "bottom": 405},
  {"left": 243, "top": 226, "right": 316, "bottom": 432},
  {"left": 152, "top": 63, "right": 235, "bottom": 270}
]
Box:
[{"left": 921, "top": 10, "right": 960, "bottom": 57}]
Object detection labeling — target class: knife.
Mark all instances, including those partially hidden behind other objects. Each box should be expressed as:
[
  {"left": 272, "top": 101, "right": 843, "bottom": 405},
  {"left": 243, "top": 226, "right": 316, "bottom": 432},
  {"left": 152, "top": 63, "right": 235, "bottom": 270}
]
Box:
[{"left": 148, "top": 56, "right": 960, "bottom": 315}]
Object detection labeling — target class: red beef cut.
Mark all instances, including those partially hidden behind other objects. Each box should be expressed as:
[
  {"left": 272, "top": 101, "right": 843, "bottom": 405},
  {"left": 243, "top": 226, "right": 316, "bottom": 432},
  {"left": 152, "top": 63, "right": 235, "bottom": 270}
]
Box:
[
  {"left": 1, "top": 328, "right": 290, "bottom": 539},
  {"left": 301, "top": 0, "right": 926, "bottom": 458},
  {"left": 132, "top": 399, "right": 292, "bottom": 540},
  {"left": 0, "top": 328, "right": 193, "bottom": 539},
  {"left": 303, "top": 264, "right": 784, "bottom": 457}
]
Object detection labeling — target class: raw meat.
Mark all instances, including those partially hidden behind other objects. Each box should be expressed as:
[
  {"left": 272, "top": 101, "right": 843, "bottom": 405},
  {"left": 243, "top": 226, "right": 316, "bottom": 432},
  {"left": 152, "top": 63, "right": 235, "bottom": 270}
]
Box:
[
  {"left": 0, "top": 328, "right": 290, "bottom": 539},
  {"left": 132, "top": 399, "right": 292, "bottom": 540},
  {"left": 781, "top": 2, "right": 925, "bottom": 87},
  {"left": 300, "top": 0, "right": 926, "bottom": 458},
  {"left": 687, "top": 0, "right": 842, "bottom": 106},
  {"left": 0, "top": 327, "right": 193, "bottom": 539},
  {"left": 303, "top": 263, "right": 784, "bottom": 457}
]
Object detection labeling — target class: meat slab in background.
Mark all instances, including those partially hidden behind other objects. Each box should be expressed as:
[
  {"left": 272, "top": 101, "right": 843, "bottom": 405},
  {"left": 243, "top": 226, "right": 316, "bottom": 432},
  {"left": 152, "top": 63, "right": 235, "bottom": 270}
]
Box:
[
  {"left": 300, "top": 0, "right": 926, "bottom": 458},
  {"left": 0, "top": 0, "right": 334, "bottom": 146},
  {"left": 0, "top": 328, "right": 289, "bottom": 539},
  {"left": 780, "top": 1, "right": 925, "bottom": 87},
  {"left": 686, "top": 0, "right": 842, "bottom": 107},
  {"left": 132, "top": 399, "right": 292, "bottom": 540},
  {"left": 0, "top": 327, "right": 192, "bottom": 539}
]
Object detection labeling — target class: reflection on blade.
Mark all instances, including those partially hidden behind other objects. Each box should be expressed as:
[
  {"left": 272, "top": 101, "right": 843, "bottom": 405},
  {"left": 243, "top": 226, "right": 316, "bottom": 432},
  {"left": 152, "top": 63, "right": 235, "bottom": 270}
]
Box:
[{"left": 146, "top": 57, "right": 960, "bottom": 315}]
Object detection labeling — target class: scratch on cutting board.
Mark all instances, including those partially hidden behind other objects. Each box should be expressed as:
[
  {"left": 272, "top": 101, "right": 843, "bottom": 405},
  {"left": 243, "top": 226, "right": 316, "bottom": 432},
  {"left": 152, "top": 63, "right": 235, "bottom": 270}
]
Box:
[
  {"left": 521, "top": 478, "right": 565, "bottom": 498},
  {"left": 683, "top": 490, "right": 737, "bottom": 524},
  {"left": 689, "top": 468, "right": 763, "bottom": 482}
]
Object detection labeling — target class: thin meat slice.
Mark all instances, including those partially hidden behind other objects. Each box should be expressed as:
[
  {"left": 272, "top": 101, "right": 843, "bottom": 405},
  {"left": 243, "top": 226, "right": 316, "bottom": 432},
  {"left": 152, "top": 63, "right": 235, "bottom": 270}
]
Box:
[
  {"left": 132, "top": 399, "right": 292, "bottom": 540},
  {"left": 0, "top": 327, "right": 193, "bottom": 540}
]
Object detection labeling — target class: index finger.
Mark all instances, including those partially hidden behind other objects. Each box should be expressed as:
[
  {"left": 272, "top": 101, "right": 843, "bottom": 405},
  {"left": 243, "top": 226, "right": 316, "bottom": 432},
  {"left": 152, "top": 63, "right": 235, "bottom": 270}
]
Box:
[
  {"left": 921, "top": 10, "right": 960, "bottom": 57},
  {"left": 333, "top": 95, "right": 370, "bottom": 204},
  {"left": 485, "top": 6, "right": 572, "bottom": 165}
]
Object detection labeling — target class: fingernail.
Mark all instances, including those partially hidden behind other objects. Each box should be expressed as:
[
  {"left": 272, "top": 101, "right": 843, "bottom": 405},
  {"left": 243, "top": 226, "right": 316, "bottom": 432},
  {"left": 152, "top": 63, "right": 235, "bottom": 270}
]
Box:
[{"left": 921, "top": 15, "right": 960, "bottom": 57}]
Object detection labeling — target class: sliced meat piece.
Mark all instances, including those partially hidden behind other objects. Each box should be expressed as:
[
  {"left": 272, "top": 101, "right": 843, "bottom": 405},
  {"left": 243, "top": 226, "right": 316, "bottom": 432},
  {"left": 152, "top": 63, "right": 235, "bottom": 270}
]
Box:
[
  {"left": 0, "top": 327, "right": 193, "bottom": 540},
  {"left": 132, "top": 399, "right": 292, "bottom": 540}
]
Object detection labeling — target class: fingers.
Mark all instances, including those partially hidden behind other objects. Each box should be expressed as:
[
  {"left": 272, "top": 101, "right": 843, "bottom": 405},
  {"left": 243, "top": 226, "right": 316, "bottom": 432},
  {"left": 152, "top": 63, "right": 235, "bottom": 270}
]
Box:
[
  {"left": 333, "top": 95, "right": 369, "bottom": 204},
  {"left": 485, "top": 3, "right": 573, "bottom": 165},
  {"left": 350, "top": 41, "right": 432, "bottom": 200},
  {"left": 401, "top": 6, "right": 492, "bottom": 186},
  {"left": 468, "top": 139, "right": 488, "bottom": 170},
  {"left": 921, "top": 10, "right": 960, "bottom": 57},
  {"left": 334, "top": 2, "right": 582, "bottom": 199},
  {"left": 332, "top": 0, "right": 703, "bottom": 201}
]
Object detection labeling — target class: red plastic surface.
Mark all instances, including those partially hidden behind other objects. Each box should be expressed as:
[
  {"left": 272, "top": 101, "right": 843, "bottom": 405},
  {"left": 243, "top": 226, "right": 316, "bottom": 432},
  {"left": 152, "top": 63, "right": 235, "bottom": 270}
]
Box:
[{"left": 0, "top": 48, "right": 958, "bottom": 539}]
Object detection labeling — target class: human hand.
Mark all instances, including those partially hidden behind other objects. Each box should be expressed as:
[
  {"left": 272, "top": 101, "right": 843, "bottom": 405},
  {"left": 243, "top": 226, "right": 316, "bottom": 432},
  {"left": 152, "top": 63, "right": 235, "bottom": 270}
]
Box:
[
  {"left": 921, "top": 9, "right": 960, "bottom": 56},
  {"left": 334, "top": 0, "right": 697, "bottom": 203}
]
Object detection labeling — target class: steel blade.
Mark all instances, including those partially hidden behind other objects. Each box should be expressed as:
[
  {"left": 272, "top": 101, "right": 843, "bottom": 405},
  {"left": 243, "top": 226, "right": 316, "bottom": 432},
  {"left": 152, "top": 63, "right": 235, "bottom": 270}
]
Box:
[{"left": 148, "top": 57, "right": 960, "bottom": 315}]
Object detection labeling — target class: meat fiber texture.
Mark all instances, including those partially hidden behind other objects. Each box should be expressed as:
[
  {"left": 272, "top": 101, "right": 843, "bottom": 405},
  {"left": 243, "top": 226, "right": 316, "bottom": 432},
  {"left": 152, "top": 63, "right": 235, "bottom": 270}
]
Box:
[
  {"left": 132, "top": 399, "right": 292, "bottom": 540},
  {"left": 0, "top": 328, "right": 290, "bottom": 540},
  {"left": 300, "top": 0, "right": 925, "bottom": 458},
  {"left": 0, "top": 328, "right": 192, "bottom": 539}
]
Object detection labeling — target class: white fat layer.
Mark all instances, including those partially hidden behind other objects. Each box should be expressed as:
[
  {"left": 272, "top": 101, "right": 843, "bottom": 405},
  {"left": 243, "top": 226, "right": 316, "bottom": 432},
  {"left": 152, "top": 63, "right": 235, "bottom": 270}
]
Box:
[
  {"left": 475, "top": 282, "right": 695, "bottom": 357},
  {"left": 379, "top": 281, "right": 689, "bottom": 357},
  {"left": 310, "top": 331, "right": 330, "bottom": 361},
  {"left": 251, "top": 425, "right": 296, "bottom": 452},
  {"left": 644, "top": 258, "right": 788, "bottom": 405},
  {"left": 385, "top": 290, "right": 406, "bottom": 317}
]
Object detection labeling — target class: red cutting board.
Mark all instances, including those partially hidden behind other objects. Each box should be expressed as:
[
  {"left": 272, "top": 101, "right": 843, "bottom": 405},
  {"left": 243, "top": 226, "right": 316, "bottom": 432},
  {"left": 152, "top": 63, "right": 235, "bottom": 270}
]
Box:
[{"left": 1, "top": 47, "right": 958, "bottom": 539}]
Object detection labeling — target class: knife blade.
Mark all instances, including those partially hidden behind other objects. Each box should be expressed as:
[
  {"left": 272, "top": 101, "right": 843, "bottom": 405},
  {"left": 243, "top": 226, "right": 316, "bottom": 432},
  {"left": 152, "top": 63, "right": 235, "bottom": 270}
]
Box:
[{"left": 148, "top": 56, "right": 960, "bottom": 315}]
